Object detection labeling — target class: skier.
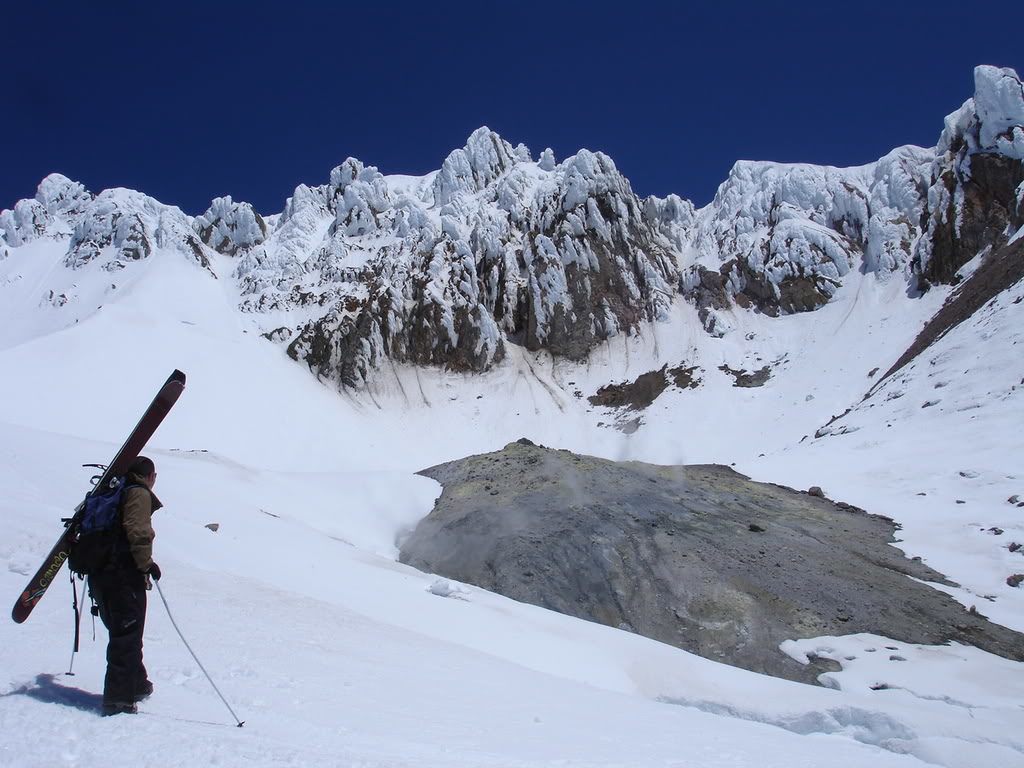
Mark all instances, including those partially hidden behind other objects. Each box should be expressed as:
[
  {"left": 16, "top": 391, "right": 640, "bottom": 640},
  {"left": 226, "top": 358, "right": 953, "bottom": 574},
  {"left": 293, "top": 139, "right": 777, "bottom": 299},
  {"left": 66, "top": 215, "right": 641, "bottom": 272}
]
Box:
[{"left": 88, "top": 455, "right": 163, "bottom": 716}]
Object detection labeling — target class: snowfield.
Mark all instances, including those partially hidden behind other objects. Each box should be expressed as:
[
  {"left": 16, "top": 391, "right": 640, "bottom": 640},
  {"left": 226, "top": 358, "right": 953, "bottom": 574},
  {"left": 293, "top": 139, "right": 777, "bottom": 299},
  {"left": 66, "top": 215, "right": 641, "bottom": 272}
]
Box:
[{"left": 1, "top": 230, "right": 1023, "bottom": 767}]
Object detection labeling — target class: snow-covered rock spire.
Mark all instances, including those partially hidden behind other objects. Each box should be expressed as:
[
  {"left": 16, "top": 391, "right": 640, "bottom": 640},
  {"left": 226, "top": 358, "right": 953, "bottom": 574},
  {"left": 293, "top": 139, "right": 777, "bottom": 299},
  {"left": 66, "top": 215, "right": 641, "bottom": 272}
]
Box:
[
  {"left": 0, "top": 173, "right": 94, "bottom": 247},
  {"left": 916, "top": 65, "right": 1024, "bottom": 284},
  {"left": 195, "top": 196, "right": 267, "bottom": 255},
  {"left": 432, "top": 127, "right": 520, "bottom": 208}
]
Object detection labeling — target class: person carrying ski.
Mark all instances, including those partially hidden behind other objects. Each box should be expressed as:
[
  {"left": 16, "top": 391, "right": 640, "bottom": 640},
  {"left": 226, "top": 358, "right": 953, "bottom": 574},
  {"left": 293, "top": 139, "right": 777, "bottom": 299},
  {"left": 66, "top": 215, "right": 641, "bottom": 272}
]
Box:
[{"left": 88, "top": 455, "right": 163, "bottom": 716}]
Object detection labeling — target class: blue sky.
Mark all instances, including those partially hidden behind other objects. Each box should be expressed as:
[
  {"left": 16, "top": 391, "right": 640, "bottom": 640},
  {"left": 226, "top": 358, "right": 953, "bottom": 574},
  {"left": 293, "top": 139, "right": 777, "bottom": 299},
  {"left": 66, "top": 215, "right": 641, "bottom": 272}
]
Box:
[{"left": 3, "top": 1, "right": 1021, "bottom": 215}]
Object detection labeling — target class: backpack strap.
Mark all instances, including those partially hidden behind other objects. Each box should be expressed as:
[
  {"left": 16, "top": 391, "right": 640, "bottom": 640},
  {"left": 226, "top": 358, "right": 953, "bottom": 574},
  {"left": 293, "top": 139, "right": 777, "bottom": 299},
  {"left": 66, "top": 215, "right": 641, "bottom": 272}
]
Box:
[{"left": 112, "top": 484, "right": 143, "bottom": 548}]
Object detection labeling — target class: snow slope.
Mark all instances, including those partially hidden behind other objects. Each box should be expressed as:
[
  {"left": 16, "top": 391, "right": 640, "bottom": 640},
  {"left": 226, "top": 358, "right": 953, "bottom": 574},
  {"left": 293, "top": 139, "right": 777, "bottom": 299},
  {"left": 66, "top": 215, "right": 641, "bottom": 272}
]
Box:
[{"left": 2, "top": 219, "right": 1023, "bottom": 767}]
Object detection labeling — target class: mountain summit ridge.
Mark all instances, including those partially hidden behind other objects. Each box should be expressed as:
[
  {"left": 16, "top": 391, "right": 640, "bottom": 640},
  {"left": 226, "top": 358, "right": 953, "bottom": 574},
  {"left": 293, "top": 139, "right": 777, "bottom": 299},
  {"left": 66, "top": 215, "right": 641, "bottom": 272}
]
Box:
[{"left": 2, "top": 65, "right": 1021, "bottom": 389}]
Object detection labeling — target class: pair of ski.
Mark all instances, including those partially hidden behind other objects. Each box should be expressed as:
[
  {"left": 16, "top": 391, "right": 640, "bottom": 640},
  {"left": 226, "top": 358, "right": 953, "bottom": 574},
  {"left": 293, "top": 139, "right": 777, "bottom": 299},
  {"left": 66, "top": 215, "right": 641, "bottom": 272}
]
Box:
[{"left": 11, "top": 370, "right": 186, "bottom": 624}]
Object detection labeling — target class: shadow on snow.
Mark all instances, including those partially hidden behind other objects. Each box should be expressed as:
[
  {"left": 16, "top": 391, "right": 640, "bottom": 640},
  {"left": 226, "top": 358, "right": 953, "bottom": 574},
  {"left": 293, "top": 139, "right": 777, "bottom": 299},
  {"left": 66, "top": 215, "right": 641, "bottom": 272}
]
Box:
[{"left": 3, "top": 673, "right": 104, "bottom": 714}]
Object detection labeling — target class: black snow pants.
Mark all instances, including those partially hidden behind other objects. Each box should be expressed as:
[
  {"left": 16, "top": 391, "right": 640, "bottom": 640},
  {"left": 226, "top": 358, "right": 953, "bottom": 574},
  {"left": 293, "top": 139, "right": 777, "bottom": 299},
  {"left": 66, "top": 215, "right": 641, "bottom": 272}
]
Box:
[{"left": 89, "top": 565, "right": 150, "bottom": 705}]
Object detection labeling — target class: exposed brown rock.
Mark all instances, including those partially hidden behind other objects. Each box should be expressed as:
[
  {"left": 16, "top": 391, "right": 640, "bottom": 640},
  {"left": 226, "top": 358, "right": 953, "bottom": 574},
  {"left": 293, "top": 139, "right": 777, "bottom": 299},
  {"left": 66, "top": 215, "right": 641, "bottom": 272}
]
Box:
[
  {"left": 880, "top": 237, "right": 1024, "bottom": 384},
  {"left": 589, "top": 368, "right": 669, "bottom": 410}
]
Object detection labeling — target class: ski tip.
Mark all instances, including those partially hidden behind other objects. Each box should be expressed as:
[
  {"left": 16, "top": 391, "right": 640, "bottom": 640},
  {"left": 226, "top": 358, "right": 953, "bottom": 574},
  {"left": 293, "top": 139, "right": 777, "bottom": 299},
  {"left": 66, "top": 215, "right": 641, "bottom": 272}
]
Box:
[{"left": 170, "top": 369, "right": 186, "bottom": 385}]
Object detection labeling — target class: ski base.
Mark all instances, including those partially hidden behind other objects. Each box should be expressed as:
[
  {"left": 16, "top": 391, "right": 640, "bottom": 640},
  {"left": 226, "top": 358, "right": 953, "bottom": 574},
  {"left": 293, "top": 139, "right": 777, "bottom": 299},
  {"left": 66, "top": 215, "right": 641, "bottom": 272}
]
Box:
[{"left": 11, "top": 370, "right": 185, "bottom": 624}]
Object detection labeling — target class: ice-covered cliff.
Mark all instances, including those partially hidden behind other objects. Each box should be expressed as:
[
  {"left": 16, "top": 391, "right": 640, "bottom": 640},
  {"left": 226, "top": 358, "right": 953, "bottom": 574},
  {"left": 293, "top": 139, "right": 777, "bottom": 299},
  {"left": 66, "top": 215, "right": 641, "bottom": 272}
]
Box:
[
  {"left": 2, "top": 65, "right": 1021, "bottom": 388},
  {"left": 683, "top": 65, "right": 1023, "bottom": 335}
]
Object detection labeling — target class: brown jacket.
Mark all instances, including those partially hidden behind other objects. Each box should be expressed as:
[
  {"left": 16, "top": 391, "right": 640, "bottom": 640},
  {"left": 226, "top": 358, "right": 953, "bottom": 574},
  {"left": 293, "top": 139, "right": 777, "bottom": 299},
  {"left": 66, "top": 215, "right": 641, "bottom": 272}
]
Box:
[{"left": 121, "top": 472, "right": 162, "bottom": 571}]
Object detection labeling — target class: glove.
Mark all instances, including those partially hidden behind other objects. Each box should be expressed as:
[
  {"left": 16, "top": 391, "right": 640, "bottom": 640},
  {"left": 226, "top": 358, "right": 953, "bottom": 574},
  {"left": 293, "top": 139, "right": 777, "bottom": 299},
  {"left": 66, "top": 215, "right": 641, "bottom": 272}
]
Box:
[{"left": 147, "top": 562, "right": 162, "bottom": 581}]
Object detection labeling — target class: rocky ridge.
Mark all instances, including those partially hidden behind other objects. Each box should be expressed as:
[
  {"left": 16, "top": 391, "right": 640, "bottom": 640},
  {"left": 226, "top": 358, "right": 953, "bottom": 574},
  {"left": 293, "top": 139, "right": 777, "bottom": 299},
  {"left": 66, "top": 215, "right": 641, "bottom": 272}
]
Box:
[{"left": 1, "top": 66, "right": 1021, "bottom": 388}]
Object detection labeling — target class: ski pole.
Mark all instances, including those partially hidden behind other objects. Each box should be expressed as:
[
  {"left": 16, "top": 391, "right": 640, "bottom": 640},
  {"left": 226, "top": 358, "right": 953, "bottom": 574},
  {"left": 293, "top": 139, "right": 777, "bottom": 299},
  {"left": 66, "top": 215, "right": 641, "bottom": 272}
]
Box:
[
  {"left": 154, "top": 579, "right": 245, "bottom": 727},
  {"left": 65, "top": 570, "right": 82, "bottom": 676}
]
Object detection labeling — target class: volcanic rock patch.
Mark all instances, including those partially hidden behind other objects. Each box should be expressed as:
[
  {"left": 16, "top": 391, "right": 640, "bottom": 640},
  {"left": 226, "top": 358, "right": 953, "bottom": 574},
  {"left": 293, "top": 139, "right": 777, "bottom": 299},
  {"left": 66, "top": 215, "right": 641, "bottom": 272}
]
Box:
[{"left": 401, "top": 440, "right": 1024, "bottom": 684}]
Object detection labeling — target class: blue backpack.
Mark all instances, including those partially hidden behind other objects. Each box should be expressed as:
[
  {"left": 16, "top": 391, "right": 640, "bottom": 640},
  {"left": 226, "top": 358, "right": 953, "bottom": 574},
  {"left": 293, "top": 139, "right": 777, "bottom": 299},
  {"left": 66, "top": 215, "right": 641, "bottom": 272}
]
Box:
[{"left": 68, "top": 478, "right": 142, "bottom": 576}]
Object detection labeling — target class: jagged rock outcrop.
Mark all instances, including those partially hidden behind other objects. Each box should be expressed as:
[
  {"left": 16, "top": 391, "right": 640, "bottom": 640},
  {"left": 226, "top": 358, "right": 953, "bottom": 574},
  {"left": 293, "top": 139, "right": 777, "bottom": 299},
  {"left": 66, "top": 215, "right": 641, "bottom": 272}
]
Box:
[
  {"left": 2, "top": 66, "right": 1021, "bottom": 388},
  {"left": 915, "top": 65, "right": 1024, "bottom": 286},
  {"left": 401, "top": 441, "right": 1024, "bottom": 684},
  {"left": 684, "top": 65, "right": 1024, "bottom": 334},
  {"left": 242, "top": 130, "right": 683, "bottom": 386},
  {"left": 0, "top": 174, "right": 211, "bottom": 275},
  {"left": 0, "top": 174, "right": 94, "bottom": 246},
  {"left": 687, "top": 147, "right": 933, "bottom": 327},
  {"left": 195, "top": 196, "right": 267, "bottom": 256}
]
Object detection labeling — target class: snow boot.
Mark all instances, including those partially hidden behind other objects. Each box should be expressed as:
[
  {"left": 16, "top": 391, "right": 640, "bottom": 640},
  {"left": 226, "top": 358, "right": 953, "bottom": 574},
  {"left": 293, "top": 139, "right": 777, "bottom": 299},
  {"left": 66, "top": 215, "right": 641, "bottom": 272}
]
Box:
[
  {"left": 101, "top": 700, "right": 138, "bottom": 716},
  {"left": 134, "top": 680, "right": 154, "bottom": 702}
]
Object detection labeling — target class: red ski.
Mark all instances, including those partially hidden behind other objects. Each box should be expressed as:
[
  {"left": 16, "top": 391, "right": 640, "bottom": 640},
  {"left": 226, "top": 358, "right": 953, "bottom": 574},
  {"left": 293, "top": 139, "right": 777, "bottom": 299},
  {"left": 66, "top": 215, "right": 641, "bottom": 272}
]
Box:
[{"left": 11, "top": 370, "right": 186, "bottom": 623}]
